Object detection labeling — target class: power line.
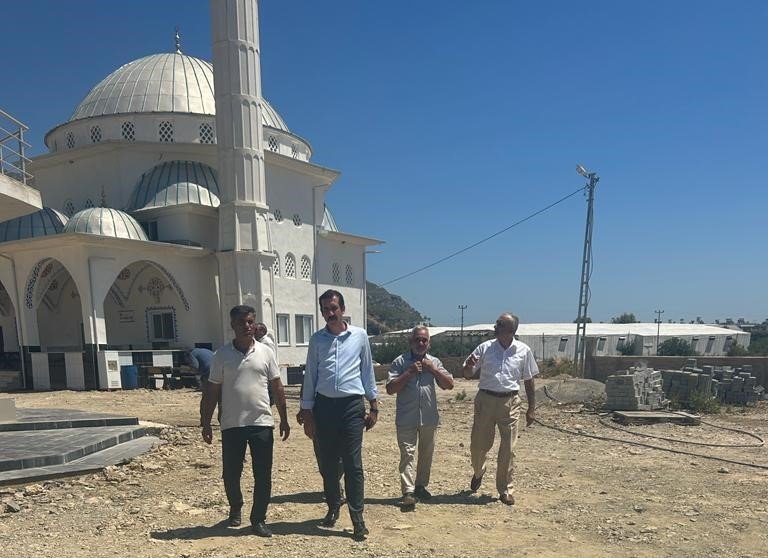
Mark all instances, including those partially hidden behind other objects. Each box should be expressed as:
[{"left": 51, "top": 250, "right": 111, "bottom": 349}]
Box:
[{"left": 381, "top": 185, "right": 586, "bottom": 287}]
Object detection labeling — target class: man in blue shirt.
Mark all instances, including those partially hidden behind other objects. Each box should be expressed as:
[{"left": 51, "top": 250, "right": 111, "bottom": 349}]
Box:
[
  {"left": 300, "top": 289, "right": 378, "bottom": 541},
  {"left": 184, "top": 347, "right": 215, "bottom": 425}
]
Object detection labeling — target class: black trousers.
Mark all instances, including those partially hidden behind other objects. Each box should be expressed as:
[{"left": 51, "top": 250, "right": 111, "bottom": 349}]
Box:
[
  {"left": 221, "top": 425, "right": 274, "bottom": 524},
  {"left": 314, "top": 394, "right": 365, "bottom": 516}
]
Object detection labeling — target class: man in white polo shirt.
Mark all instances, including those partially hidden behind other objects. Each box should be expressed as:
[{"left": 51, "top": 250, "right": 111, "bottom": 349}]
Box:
[
  {"left": 462, "top": 312, "right": 537, "bottom": 506},
  {"left": 201, "top": 305, "right": 290, "bottom": 538}
]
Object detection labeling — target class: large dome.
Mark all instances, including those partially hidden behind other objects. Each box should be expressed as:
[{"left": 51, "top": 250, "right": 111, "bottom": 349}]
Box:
[
  {"left": 69, "top": 52, "right": 289, "bottom": 132},
  {"left": 128, "top": 160, "right": 220, "bottom": 212},
  {"left": 64, "top": 208, "right": 148, "bottom": 241}
]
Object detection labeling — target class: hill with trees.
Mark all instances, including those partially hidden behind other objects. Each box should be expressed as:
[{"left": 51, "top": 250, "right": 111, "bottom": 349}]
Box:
[{"left": 366, "top": 281, "right": 427, "bottom": 335}]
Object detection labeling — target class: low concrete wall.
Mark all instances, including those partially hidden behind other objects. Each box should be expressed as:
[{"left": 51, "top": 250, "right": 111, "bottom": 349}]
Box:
[{"left": 586, "top": 356, "right": 768, "bottom": 389}]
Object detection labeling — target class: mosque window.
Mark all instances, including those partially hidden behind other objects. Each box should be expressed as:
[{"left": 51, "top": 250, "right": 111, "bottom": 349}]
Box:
[
  {"left": 267, "top": 135, "right": 279, "bottom": 152},
  {"left": 276, "top": 314, "right": 290, "bottom": 345},
  {"left": 121, "top": 121, "right": 135, "bottom": 141},
  {"left": 292, "top": 213, "right": 302, "bottom": 226},
  {"left": 291, "top": 144, "right": 299, "bottom": 158},
  {"left": 66, "top": 132, "right": 76, "bottom": 149},
  {"left": 90, "top": 125, "right": 102, "bottom": 143},
  {"left": 272, "top": 254, "right": 280, "bottom": 277},
  {"left": 332, "top": 262, "right": 341, "bottom": 284},
  {"left": 345, "top": 264, "right": 354, "bottom": 286},
  {"left": 285, "top": 253, "right": 296, "bottom": 279},
  {"left": 148, "top": 308, "right": 176, "bottom": 341},
  {"left": 63, "top": 199, "right": 76, "bottom": 217},
  {"left": 158, "top": 121, "right": 174, "bottom": 143},
  {"left": 273, "top": 209, "right": 283, "bottom": 222},
  {"left": 300, "top": 256, "right": 311, "bottom": 280},
  {"left": 199, "top": 122, "right": 215, "bottom": 144},
  {"left": 295, "top": 315, "right": 313, "bottom": 345},
  {"left": 84, "top": 199, "right": 94, "bottom": 209}
]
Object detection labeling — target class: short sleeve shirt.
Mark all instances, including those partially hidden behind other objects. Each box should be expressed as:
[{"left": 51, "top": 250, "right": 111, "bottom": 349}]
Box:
[
  {"left": 467, "top": 339, "right": 538, "bottom": 392},
  {"left": 387, "top": 352, "right": 447, "bottom": 428},
  {"left": 209, "top": 341, "right": 280, "bottom": 430}
]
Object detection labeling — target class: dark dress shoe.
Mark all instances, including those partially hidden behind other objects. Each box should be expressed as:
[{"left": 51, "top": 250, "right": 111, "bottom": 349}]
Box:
[
  {"left": 499, "top": 493, "right": 515, "bottom": 506},
  {"left": 352, "top": 521, "right": 369, "bottom": 541},
  {"left": 470, "top": 475, "right": 482, "bottom": 492},
  {"left": 321, "top": 506, "right": 340, "bottom": 527},
  {"left": 228, "top": 508, "right": 242, "bottom": 527},
  {"left": 252, "top": 521, "right": 272, "bottom": 537},
  {"left": 414, "top": 485, "right": 432, "bottom": 500}
]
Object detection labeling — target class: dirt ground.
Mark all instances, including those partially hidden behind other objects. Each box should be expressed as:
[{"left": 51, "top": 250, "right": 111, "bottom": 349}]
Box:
[{"left": 2, "top": 379, "right": 768, "bottom": 558}]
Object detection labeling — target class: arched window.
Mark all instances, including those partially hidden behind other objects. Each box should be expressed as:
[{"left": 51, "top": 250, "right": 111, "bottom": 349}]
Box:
[
  {"left": 66, "top": 132, "right": 76, "bottom": 149},
  {"left": 332, "top": 262, "right": 341, "bottom": 284},
  {"left": 90, "top": 125, "right": 102, "bottom": 143},
  {"left": 267, "top": 135, "right": 279, "bottom": 152},
  {"left": 345, "top": 264, "right": 354, "bottom": 286},
  {"left": 300, "top": 256, "right": 311, "bottom": 280},
  {"left": 272, "top": 254, "right": 281, "bottom": 277},
  {"left": 285, "top": 254, "right": 296, "bottom": 279}
]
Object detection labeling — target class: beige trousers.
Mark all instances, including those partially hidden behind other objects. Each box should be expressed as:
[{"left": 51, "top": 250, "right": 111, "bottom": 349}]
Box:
[
  {"left": 396, "top": 425, "right": 436, "bottom": 495},
  {"left": 470, "top": 391, "right": 521, "bottom": 495}
]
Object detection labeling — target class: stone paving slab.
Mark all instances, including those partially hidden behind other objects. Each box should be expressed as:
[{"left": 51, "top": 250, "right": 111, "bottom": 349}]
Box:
[
  {"left": 0, "top": 408, "right": 138, "bottom": 432},
  {"left": 0, "top": 425, "right": 146, "bottom": 472},
  {"left": 0, "top": 435, "right": 162, "bottom": 486}
]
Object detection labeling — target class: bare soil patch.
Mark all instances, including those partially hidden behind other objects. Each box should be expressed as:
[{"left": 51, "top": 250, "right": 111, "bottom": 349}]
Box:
[{"left": 2, "top": 380, "right": 768, "bottom": 558}]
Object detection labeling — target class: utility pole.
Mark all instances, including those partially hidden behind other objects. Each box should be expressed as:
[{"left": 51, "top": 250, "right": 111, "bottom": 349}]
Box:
[
  {"left": 654, "top": 309, "right": 664, "bottom": 354},
  {"left": 458, "top": 304, "right": 467, "bottom": 351},
  {"left": 573, "top": 164, "right": 599, "bottom": 378}
]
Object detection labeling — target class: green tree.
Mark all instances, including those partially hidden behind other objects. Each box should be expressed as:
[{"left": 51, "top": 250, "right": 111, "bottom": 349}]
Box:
[
  {"left": 748, "top": 333, "right": 768, "bottom": 356},
  {"left": 727, "top": 342, "right": 749, "bottom": 357},
  {"left": 611, "top": 313, "right": 638, "bottom": 324},
  {"left": 657, "top": 338, "right": 697, "bottom": 356},
  {"left": 617, "top": 338, "right": 638, "bottom": 355}
]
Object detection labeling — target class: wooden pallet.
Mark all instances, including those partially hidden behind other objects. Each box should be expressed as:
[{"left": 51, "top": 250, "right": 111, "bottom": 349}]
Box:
[{"left": 612, "top": 410, "right": 701, "bottom": 426}]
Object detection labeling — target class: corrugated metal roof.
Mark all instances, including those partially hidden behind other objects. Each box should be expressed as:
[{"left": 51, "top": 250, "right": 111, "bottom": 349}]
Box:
[{"left": 383, "top": 323, "right": 748, "bottom": 337}]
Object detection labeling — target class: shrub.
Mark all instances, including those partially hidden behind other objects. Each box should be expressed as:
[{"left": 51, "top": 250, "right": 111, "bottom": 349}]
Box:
[{"left": 538, "top": 357, "right": 576, "bottom": 378}]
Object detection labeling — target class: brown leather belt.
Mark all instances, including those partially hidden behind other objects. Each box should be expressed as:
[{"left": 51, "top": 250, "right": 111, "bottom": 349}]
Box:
[{"left": 480, "top": 389, "right": 518, "bottom": 398}]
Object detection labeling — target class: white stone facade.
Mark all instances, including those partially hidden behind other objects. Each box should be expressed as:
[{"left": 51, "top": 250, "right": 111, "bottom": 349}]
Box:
[{"left": 0, "top": 8, "right": 381, "bottom": 390}]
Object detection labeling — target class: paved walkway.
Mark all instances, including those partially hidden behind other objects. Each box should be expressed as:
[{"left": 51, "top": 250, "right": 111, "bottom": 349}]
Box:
[{"left": 0, "top": 408, "right": 160, "bottom": 486}]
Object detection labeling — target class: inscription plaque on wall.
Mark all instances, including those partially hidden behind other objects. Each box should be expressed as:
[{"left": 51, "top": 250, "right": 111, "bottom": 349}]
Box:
[{"left": 119, "top": 310, "right": 135, "bottom": 323}]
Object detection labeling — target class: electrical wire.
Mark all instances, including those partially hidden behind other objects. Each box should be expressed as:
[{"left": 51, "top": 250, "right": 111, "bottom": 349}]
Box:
[
  {"left": 381, "top": 185, "right": 586, "bottom": 286},
  {"left": 536, "top": 385, "right": 768, "bottom": 470}
]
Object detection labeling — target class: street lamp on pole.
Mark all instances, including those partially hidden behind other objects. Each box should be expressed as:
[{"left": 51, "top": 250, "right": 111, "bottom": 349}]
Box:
[
  {"left": 654, "top": 309, "right": 664, "bottom": 354},
  {"left": 573, "top": 164, "right": 600, "bottom": 378},
  {"left": 458, "top": 304, "right": 467, "bottom": 351}
]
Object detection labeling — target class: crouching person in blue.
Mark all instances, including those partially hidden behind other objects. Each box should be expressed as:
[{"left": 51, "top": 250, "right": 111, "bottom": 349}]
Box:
[{"left": 201, "top": 305, "right": 290, "bottom": 537}]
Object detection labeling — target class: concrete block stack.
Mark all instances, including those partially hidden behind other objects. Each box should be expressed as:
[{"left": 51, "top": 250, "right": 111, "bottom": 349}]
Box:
[
  {"left": 710, "top": 366, "right": 764, "bottom": 405},
  {"left": 605, "top": 367, "right": 666, "bottom": 410},
  {"left": 661, "top": 369, "right": 715, "bottom": 404}
]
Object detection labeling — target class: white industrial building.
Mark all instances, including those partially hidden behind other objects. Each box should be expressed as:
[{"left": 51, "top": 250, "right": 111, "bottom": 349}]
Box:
[
  {"left": 0, "top": 2, "right": 381, "bottom": 391},
  {"left": 380, "top": 323, "right": 751, "bottom": 359}
]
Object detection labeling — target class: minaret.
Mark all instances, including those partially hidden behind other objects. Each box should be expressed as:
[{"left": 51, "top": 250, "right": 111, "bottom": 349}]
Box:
[{"left": 210, "top": 0, "right": 275, "bottom": 335}]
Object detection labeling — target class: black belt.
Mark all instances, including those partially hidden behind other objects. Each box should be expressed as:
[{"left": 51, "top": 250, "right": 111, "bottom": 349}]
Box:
[{"left": 480, "top": 388, "right": 518, "bottom": 398}]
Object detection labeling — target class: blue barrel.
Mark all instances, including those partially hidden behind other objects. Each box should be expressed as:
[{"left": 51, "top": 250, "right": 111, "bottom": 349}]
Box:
[{"left": 120, "top": 365, "right": 139, "bottom": 389}]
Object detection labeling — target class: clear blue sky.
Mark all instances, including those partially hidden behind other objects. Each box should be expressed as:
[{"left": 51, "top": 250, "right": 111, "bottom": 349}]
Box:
[{"left": 3, "top": 1, "right": 766, "bottom": 326}]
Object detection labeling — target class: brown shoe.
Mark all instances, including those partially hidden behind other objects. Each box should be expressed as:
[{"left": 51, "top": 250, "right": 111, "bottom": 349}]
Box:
[
  {"left": 400, "top": 493, "right": 416, "bottom": 510},
  {"left": 499, "top": 493, "right": 515, "bottom": 506}
]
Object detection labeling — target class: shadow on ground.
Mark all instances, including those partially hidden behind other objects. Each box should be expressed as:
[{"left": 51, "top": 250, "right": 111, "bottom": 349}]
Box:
[{"left": 150, "top": 518, "right": 350, "bottom": 540}]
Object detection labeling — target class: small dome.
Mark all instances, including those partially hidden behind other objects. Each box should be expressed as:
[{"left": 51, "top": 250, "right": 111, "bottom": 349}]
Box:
[
  {"left": 0, "top": 207, "right": 68, "bottom": 243},
  {"left": 128, "top": 160, "right": 220, "bottom": 212},
  {"left": 69, "top": 52, "right": 289, "bottom": 132},
  {"left": 64, "top": 208, "right": 148, "bottom": 241}
]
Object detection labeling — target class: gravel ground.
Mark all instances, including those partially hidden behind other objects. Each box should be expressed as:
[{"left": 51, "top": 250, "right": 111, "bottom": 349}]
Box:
[{"left": 2, "top": 379, "right": 768, "bottom": 558}]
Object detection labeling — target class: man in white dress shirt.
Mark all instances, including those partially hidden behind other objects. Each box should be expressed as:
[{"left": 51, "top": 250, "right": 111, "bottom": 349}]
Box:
[{"left": 462, "top": 313, "right": 538, "bottom": 505}]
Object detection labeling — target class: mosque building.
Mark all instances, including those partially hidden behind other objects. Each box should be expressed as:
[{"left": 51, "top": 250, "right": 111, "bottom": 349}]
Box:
[{"left": 0, "top": 4, "right": 382, "bottom": 391}]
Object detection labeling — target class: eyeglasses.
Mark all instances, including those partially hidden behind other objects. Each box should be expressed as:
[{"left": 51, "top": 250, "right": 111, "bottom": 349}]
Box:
[{"left": 414, "top": 337, "right": 429, "bottom": 343}]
